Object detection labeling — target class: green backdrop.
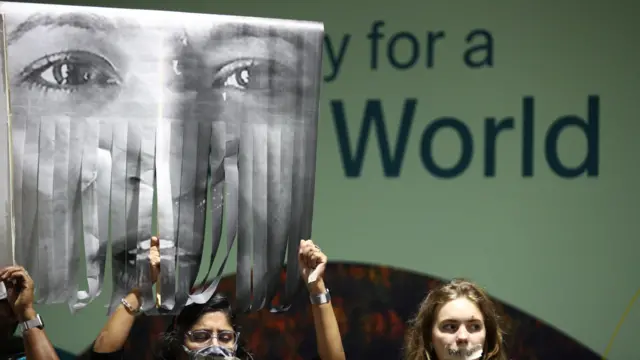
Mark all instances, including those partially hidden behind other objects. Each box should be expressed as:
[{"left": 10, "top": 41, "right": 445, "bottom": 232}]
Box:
[{"left": 8, "top": 0, "right": 638, "bottom": 359}]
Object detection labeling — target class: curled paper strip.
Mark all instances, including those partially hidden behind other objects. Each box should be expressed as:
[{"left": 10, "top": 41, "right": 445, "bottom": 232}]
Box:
[
  {"left": 0, "top": 281, "right": 7, "bottom": 300},
  {"left": 0, "top": 1, "right": 323, "bottom": 314},
  {"left": 0, "top": 12, "right": 15, "bottom": 270}
]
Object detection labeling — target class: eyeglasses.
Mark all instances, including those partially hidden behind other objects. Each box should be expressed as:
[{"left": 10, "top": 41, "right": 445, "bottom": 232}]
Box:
[{"left": 185, "top": 329, "right": 237, "bottom": 346}]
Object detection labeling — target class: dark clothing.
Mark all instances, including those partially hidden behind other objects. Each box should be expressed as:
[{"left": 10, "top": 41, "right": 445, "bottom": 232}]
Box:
[
  {"left": 0, "top": 353, "right": 25, "bottom": 360},
  {"left": 89, "top": 348, "right": 124, "bottom": 360},
  {"left": 0, "top": 336, "right": 25, "bottom": 360}
]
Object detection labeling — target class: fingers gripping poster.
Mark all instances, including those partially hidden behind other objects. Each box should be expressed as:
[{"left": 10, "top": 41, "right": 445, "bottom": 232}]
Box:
[{"left": 0, "top": 2, "right": 323, "bottom": 314}]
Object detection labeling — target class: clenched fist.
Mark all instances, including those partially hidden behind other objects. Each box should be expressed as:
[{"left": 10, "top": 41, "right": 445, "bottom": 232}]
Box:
[
  {"left": 150, "top": 236, "right": 160, "bottom": 284},
  {"left": 298, "top": 239, "right": 327, "bottom": 289},
  {"left": 0, "top": 266, "right": 36, "bottom": 321}
]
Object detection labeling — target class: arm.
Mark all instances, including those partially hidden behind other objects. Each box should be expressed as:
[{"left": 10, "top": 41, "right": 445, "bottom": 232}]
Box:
[
  {"left": 308, "top": 279, "right": 345, "bottom": 360},
  {"left": 93, "top": 236, "right": 161, "bottom": 354},
  {"left": 0, "top": 266, "right": 60, "bottom": 360},
  {"left": 299, "top": 240, "right": 346, "bottom": 360},
  {"left": 92, "top": 289, "right": 141, "bottom": 353},
  {"left": 20, "top": 308, "right": 60, "bottom": 360}
]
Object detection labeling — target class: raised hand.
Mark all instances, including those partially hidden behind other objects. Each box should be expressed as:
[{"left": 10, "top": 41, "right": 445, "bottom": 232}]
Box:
[
  {"left": 150, "top": 236, "right": 160, "bottom": 284},
  {"left": 0, "top": 266, "right": 36, "bottom": 321},
  {"left": 298, "top": 239, "right": 327, "bottom": 285}
]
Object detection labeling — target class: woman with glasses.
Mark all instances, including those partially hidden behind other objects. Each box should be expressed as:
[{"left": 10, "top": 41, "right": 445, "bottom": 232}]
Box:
[
  {"left": 90, "top": 238, "right": 345, "bottom": 360},
  {"left": 156, "top": 292, "right": 247, "bottom": 359}
]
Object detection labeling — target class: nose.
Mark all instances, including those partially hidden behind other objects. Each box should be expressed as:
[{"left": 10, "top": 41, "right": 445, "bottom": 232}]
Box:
[{"left": 456, "top": 327, "right": 470, "bottom": 343}]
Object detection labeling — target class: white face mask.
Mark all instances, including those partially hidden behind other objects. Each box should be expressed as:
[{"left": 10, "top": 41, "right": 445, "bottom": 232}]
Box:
[
  {"left": 433, "top": 344, "right": 483, "bottom": 360},
  {"left": 182, "top": 345, "right": 239, "bottom": 360}
]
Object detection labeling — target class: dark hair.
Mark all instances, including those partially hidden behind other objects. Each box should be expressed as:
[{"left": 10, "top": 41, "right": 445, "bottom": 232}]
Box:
[{"left": 155, "top": 293, "right": 252, "bottom": 360}]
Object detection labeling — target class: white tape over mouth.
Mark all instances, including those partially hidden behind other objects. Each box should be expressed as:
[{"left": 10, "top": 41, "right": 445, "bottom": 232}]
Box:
[{"left": 445, "top": 345, "right": 483, "bottom": 360}]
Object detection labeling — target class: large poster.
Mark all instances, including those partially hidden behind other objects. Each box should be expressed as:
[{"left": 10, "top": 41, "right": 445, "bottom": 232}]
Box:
[{"left": 0, "top": 2, "right": 323, "bottom": 314}]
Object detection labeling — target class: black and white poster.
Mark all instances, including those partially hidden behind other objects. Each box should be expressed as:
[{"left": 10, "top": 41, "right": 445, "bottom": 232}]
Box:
[{"left": 0, "top": 2, "right": 323, "bottom": 314}]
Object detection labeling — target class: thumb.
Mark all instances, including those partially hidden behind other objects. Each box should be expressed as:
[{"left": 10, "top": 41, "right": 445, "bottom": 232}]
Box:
[
  {"left": 150, "top": 236, "right": 159, "bottom": 249},
  {"left": 306, "top": 263, "right": 324, "bottom": 284}
]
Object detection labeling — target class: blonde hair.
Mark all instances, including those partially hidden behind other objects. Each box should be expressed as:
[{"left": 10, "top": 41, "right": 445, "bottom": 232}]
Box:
[{"left": 404, "top": 279, "right": 508, "bottom": 360}]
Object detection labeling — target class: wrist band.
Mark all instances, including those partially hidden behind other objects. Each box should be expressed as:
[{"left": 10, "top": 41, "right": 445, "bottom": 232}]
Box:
[
  {"left": 310, "top": 288, "right": 331, "bottom": 305},
  {"left": 121, "top": 297, "right": 141, "bottom": 315}
]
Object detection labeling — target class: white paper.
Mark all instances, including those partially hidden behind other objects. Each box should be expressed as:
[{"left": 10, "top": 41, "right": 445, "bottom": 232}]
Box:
[
  {"left": 0, "top": 13, "right": 15, "bottom": 269},
  {"left": 0, "top": 281, "right": 7, "bottom": 300}
]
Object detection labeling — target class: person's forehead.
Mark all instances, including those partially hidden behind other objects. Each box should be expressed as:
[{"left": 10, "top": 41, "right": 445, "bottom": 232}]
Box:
[
  {"left": 1, "top": 5, "right": 319, "bottom": 70},
  {"left": 3, "top": 10, "right": 165, "bottom": 41},
  {"left": 436, "top": 298, "right": 484, "bottom": 321},
  {"left": 191, "top": 311, "right": 233, "bottom": 330},
  {"left": 1, "top": 5, "right": 305, "bottom": 40}
]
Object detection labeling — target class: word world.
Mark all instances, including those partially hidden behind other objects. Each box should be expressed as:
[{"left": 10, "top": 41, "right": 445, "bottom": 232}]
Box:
[{"left": 331, "top": 96, "right": 599, "bottom": 179}]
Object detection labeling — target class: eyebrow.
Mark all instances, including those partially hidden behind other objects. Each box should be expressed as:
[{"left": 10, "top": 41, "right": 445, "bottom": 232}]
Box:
[
  {"left": 204, "top": 22, "right": 320, "bottom": 58},
  {"left": 441, "top": 318, "right": 483, "bottom": 323},
  {"left": 7, "top": 12, "right": 119, "bottom": 45}
]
